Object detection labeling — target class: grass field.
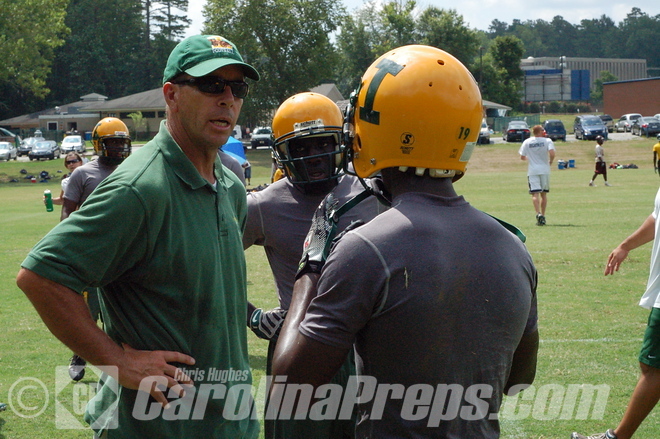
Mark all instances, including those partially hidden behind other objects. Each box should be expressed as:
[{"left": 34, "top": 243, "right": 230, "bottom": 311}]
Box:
[{"left": 1, "top": 134, "right": 660, "bottom": 438}]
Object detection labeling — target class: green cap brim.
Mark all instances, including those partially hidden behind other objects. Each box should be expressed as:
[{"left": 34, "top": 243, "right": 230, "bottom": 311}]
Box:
[{"left": 185, "top": 58, "right": 260, "bottom": 81}]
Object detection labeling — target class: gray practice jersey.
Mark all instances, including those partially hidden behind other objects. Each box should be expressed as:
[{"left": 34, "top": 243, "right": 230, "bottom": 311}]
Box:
[
  {"left": 301, "top": 192, "right": 538, "bottom": 438},
  {"left": 64, "top": 159, "right": 117, "bottom": 206},
  {"left": 243, "top": 175, "right": 384, "bottom": 309}
]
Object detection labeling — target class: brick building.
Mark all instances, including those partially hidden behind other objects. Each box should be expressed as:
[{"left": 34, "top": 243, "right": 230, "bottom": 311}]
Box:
[{"left": 603, "top": 78, "right": 660, "bottom": 118}]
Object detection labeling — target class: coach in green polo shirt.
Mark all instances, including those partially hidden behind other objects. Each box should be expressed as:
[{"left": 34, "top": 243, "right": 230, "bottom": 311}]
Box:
[{"left": 17, "top": 35, "right": 260, "bottom": 438}]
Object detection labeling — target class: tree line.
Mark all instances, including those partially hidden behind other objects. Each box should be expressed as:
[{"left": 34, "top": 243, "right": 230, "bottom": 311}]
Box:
[{"left": 1, "top": 0, "right": 658, "bottom": 125}]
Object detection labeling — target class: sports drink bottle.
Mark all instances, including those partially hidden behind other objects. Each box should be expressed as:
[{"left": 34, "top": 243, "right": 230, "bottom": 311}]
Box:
[{"left": 44, "top": 190, "right": 53, "bottom": 212}]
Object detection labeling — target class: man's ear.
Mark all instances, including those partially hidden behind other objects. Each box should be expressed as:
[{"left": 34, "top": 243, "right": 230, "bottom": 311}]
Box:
[{"left": 163, "top": 83, "right": 179, "bottom": 112}]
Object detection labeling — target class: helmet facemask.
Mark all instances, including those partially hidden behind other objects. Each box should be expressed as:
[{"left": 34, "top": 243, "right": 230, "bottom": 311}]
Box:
[
  {"left": 98, "top": 136, "right": 131, "bottom": 166},
  {"left": 276, "top": 131, "right": 342, "bottom": 194}
]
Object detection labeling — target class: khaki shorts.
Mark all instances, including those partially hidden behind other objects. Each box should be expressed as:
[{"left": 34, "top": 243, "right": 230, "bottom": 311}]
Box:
[{"left": 528, "top": 174, "right": 550, "bottom": 193}]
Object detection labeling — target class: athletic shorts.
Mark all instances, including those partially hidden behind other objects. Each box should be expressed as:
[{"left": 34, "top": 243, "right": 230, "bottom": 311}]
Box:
[
  {"left": 639, "top": 307, "right": 660, "bottom": 369},
  {"left": 595, "top": 161, "right": 607, "bottom": 175},
  {"left": 528, "top": 174, "right": 550, "bottom": 193}
]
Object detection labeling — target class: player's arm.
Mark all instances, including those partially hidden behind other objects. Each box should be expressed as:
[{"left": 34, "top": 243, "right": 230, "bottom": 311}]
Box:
[
  {"left": 654, "top": 151, "right": 658, "bottom": 172},
  {"left": 271, "top": 272, "right": 349, "bottom": 387},
  {"left": 16, "top": 268, "right": 196, "bottom": 407},
  {"left": 504, "top": 329, "right": 539, "bottom": 395},
  {"left": 548, "top": 148, "right": 555, "bottom": 165},
  {"left": 605, "top": 214, "right": 655, "bottom": 275},
  {"left": 60, "top": 197, "right": 78, "bottom": 220}
]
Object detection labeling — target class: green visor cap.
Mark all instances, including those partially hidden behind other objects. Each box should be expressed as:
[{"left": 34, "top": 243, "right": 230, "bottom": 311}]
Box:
[{"left": 163, "top": 35, "right": 260, "bottom": 84}]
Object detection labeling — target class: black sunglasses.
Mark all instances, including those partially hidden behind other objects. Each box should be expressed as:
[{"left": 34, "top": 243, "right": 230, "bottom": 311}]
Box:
[
  {"left": 65, "top": 159, "right": 81, "bottom": 165},
  {"left": 171, "top": 76, "right": 249, "bottom": 99}
]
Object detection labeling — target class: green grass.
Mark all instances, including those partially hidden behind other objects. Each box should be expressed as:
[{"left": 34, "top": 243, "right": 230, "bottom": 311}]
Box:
[{"left": 1, "top": 139, "right": 660, "bottom": 438}]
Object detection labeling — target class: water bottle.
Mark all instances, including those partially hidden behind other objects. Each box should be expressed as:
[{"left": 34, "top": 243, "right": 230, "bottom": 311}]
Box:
[{"left": 44, "top": 190, "right": 53, "bottom": 212}]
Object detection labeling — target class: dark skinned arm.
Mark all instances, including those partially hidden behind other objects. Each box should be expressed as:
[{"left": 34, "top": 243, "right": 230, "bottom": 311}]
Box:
[
  {"left": 61, "top": 197, "right": 78, "bottom": 221},
  {"left": 271, "top": 273, "right": 349, "bottom": 387}
]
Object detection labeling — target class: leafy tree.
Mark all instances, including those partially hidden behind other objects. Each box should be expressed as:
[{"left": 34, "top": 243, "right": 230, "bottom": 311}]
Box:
[
  {"left": 149, "top": 0, "right": 192, "bottom": 41},
  {"left": 491, "top": 35, "right": 524, "bottom": 81},
  {"left": 619, "top": 8, "right": 660, "bottom": 68},
  {"left": 576, "top": 16, "right": 618, "bottom": 58},
  {"left": 46, "top": 0, "right": 148, "bottom": 106},
  {"left": 374, "top": 0, "right": 417, "bottom": 54},
  {"left": 128, "top": 111, "right": 147, "bottom": 140},
  {"left": 488, "top": 19, "right": 508, "bottom": 37},
  {"left": 0, "top": 0, "right": 69, "bottom": 118},
  {"left": 203, "top": 0, "right": 345, "bottom": 126},
  {"left": 590, "top": 70, "right": 618, "bottom": 103},
  {"left": 416, "top": 7, "right": 479, "bottom": 67},
  {"left": 486, "top": 36, "right": 525, "bottom": 108},
  {"left": 335, "top": 10, "right": 378, "bottom": 98}
]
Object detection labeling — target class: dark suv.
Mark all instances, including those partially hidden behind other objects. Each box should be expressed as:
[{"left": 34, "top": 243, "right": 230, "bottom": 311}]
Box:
[
  {"left": 574, "top": 115, "right": 608, "bottom": 141},
  {"left": 543, "top": 119, "right": 566, "bottom": 141}
]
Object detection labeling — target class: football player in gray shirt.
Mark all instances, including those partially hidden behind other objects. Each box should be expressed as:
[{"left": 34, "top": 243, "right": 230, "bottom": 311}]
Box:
[
  {"left": 273, "top": 45, "right": 539, "bottom": 439},
  {"left": 243, "top": 92, "right": 384, "bottom": 438}
]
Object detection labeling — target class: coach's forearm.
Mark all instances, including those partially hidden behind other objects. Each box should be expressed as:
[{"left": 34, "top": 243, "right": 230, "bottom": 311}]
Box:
[{"left": 16, "top": 268, "right": 124, "bottom": 366}]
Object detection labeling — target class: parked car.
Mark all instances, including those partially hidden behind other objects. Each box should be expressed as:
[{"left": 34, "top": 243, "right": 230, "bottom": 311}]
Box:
[
  {"left": 503, "top": 121, "right": 531, "bottom": 142},
  {"left": 599, "top": 114, "right": 614, "bottom": 133},
  {"left": 574, "top": 115, "right": 608, "bottom": 140},
  {"left": 0, "top": 141, "right": 18, "bottom": 161},
  {"left": 615, "top": 113, "right": 642, "bottom": 132},
  {"left": 18, "top": 136, "right": 45, "bottom": 157},
  {"left": 631, "top": 117, "right": 660, "bottom": 137},
  {"left": 543, "top": 119, "right": 566, "bottom": 141},
  {"left": 28, "top": 140, "right": 60, "bottom": 160},
  {"left": 250, "top": 126, "right": 273, "bottom": 149},
  {"left": 60, "top": 135, "right": 86, "bottom": 153},
  {"left": 478, "top": 119, "right": 490, "bottom": 144},
  {"left": 654, "top": 114, "right": 660, "bottom": 120}
]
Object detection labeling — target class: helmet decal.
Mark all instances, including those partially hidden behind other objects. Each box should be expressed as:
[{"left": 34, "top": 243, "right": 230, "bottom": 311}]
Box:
[{"left": 359, "top": 58, "right": 405, "bottom": 125}]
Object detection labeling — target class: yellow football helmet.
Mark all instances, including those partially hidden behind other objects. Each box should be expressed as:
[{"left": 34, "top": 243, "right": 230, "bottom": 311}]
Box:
[
  {"left": 345, "top": 45, "right": 482, "bottom": 180},
  {"left": 272, "top": 92, "right": 343, "bottom": 187},
  {"left": 92, "top": 117, "right": 132, "bottom": 161}
]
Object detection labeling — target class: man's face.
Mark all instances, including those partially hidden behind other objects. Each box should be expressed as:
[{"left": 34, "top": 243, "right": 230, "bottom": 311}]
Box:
[
  {"left": 167, "top": 65, "right": 245, "bottom": 152},
  {"left": 103, "top": 137, "right": 131, "bottom": 158},
  {"left": 288, "top": 135, "right": 337, "bottom": 182}
]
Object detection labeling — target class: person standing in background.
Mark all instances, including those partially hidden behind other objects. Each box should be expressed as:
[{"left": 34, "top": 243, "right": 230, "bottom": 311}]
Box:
[
  {"left": 49, "top": 152, "right": 84, "bottom": 206},
  {"left": 589, "top": 135, "right": 611, "bottom": 187},
  {"left": 572, "top": 187, "right": 660, "bottom": 439},
  {"left": 519, "top": 125, "right": 556, "bottom": 226}
]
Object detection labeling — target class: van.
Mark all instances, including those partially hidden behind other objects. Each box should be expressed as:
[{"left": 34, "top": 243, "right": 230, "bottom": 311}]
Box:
[
  {"left": 543, "top": 119, "right": 566, "bottom": 141},
  {"left": 574, "top": 115, "right": 608, "bottom": 141}
]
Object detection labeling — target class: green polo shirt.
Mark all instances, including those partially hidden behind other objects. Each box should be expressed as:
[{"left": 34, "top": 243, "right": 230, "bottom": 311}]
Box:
[{"left": 22, "top": 121, "right": 258, "bottom": 438}]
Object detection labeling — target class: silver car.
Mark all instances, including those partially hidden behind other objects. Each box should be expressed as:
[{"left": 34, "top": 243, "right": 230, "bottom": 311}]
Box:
[
  {"left": 0, "top": 141, "right": 18, "bottom": 161},
  {"left": 60, "top": 135, "right": 86, "bottom": 153},
  {"left": 615, "top": 113, "right": 642, "bottom": 132}
]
